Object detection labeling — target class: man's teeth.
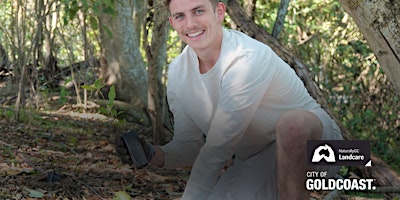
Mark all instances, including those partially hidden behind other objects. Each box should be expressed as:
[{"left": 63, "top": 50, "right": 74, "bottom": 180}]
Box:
[{"left": 188, "top": 31, "right": 203, "bottom": 37}]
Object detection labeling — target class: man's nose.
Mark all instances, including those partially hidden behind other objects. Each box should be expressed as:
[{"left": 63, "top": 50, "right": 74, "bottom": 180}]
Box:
[{"left": 185, "top": 15, "right": 198, "bottom": 27}]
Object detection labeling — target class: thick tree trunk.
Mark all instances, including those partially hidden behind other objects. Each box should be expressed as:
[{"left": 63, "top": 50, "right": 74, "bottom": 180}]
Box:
[
  {"left": 226, "top": 0, "right": 400, "bottom": 193},
  {"left": 338, "top": 0, "right": 400, "bottom": 93},
  {"left": 98, "top": 0, "right": 149, "bottom": 124},
  {"left": 242, "top": 0, "right": 256, "bottom": 20}
]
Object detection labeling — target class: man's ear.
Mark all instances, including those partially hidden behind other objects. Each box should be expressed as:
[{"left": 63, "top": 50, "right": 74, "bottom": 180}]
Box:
[
  {"left": 169, "top": 16, "right": 177, "bottom": 30},
  {"left": 216, "top": 2, "right": 226, "bottom": 23}
]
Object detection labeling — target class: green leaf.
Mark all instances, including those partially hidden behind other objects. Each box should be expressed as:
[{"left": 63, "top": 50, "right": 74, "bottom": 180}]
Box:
[
  {"left": 108, "top": 85, "right": 116, "bottom": 101},
  {"left": 92, "top": 3, "right": 100, "bottom": 15},
  {"left": 113, "top": 191, "right": 131, "bottom": 200},
  {"left": 124, "top": 184, "right": 134, "bottom": 192},
  {"left": 24, "top": 187, "right": 44, "bottom": 198},
  {"left": 81, "top": 85, "right": 96, "bottom": 91},
  {"left": 81, "top": 0, "right": 88, "bottom": 9},
  {"left": 111, "top": 109, "right": 117, "bottom": 117},
  {"left": 94, "top": 78, "right": 104, "bottom": 90},
  {"left": 106, "top": 102, "right": 113, "bottom": 108},
  {"left": 64, "top": 77, "right": 73, "bottom": 85},
  {"left": 102, "top": 7, "right": 117, "bottom": 16},
  {"left": 68, "top": 7, "right": 80, "bottom": 20},
  {"left": 89, "top": 16, "right": 98, "bottom": 30},
  {"left": 103, "top": 25, "right": 113, "bottom": 38},
  {"left": 99, "top": 107, "right": 108, "bottom": 115},
  {"left": 103, "top": 0, "right": 114, "bottom": 7}
]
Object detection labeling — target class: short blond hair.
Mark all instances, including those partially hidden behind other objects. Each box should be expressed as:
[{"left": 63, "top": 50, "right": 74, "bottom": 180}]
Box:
[{"left": 165, "top": 0, "right": 219, "bottom": 11}]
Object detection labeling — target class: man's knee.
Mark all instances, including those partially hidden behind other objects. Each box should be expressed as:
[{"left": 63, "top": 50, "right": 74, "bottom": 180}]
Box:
[
  {"left": 276, "top": 111, "right": 307, "bottom": 148},
  {"left": 276, "top": 110, "right": 322, "bottom": 150}
]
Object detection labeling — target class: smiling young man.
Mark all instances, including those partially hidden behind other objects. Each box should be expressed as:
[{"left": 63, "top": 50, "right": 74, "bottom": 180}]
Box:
[
  {"left": 167, "top": 0, "right": 224, "bottom": 74},
  {"left": 117, "top": 0, "right": 343, "bottom": 199}
]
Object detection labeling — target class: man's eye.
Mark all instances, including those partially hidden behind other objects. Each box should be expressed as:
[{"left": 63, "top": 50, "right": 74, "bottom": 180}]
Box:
[
  {"left": 195, "top": 9, "right": 204, "bottom": 15},
  {"left": 175, "top": 15, "right": 184, "bottom": 20}
]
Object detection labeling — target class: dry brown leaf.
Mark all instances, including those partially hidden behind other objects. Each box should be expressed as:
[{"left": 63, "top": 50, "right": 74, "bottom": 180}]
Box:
[{"left": 146, "top": 171, "right": 168, "bottom": 182}]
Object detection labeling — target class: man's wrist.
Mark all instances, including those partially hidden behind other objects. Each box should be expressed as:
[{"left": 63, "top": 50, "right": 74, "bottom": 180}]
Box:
[{"left": 149, "top": 145, "right": 165, "bottom": 167}]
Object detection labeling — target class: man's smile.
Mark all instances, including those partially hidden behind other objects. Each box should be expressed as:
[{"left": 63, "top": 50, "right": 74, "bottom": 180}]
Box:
[{"left": 187, "top": 30, "right": 205, "bottom": 39}]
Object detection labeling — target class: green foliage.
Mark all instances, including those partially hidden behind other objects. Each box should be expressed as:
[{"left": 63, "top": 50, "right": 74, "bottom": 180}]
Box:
[
  {"left": 0, "top": 144, "right": 14, "bottom": 159},
  {"left": 60, "top": 0, "right": 117, "bottom": 42},
  {"left": 0, "top": 107, "right": 14, "bottom": 119},
  {"left": 250, "top": 0, "right": 399, "bottom": 171},
  {"left": 60, "top": 77, "right": 73, "bottom": 105},
  {"left": 81, "top": 78, "right": 123, "bottom": 118},
  {"left": 81, "top": 78, "right": 104, "bottom": 92},
  {"left": 167, "top": 29, "right": 184, "bottom": 64},
  {"left": 254, "top": 0, "right": 281, "bottom": 32},
  {"left": 61, "top": 0, "right": 117, "bottom": 25}
]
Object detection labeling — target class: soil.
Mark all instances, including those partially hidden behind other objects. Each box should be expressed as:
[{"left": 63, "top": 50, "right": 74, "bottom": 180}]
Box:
[{"left": 0, "top": 108, "right": 189, "bottom": 200}]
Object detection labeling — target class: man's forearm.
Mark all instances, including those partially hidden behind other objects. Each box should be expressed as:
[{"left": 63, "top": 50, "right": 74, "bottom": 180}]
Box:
[{"left": 150, "top": 145, "right": 165, "bottom": 167}]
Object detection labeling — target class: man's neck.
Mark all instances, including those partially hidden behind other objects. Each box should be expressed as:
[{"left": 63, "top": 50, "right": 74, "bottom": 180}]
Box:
[
  {"left": 196, "top": 29, "right": 224, "bottom": 74},
  {"left": 198, "top": 56, "right": 218, "bottom": 74}
]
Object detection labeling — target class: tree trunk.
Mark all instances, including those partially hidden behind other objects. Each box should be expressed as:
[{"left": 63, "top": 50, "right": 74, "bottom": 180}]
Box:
[
  {"left": 226, "top": 0, "right": 400, "bottom": 192},
  {"left": 98, "top": 0, "right": 149, "bottom": 124},
  {"left": 338, "top": 0, "right": 400, "bottom": 93},
  {"left": 360, "top": 154, "right": 400, "bottom": 197},
  {"left": 242, "top": 0, "right": 256, "bottom": 20},
  {"left": 13, "top": 0, "right": 27, "bottom": 121},
  {"left": 0, "top": 44, "right": 10, "bottom": 69},
  {"left": 144, "top": 0, "right": 170, "bottom": 144}
]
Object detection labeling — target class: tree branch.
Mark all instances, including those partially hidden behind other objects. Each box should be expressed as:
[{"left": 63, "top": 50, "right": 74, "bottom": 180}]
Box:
[{"left": 272, "top": 0, "right": 290, "bottom": 39}]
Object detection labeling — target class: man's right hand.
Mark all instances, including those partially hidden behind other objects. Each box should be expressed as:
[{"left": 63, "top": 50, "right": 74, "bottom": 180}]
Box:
[{"left": 115, "top": 131, "right": 155, "bottom": 168}]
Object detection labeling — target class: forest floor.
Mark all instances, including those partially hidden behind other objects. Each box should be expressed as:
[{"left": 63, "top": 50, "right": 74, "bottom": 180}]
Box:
[{"left": 0, "top": 105, "right": 190, "bottom": 200}]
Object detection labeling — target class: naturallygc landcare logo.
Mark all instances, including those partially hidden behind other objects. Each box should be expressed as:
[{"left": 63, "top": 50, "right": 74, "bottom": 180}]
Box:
[{"left": 305, "top": 140, "right": 377, "bottom": 191}]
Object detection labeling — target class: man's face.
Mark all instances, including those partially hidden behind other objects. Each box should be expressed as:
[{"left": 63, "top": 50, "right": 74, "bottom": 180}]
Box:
[{"left": 168, "top": 0, "right": 225, "bottom": 52}]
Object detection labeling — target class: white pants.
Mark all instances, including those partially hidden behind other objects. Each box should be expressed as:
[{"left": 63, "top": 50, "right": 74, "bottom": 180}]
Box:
[
  {"left": 208, "top": 142, "right": 279, "bottom": 200},
  {"left": 207, "top": 110, "right": 343, "bottom": 200}
]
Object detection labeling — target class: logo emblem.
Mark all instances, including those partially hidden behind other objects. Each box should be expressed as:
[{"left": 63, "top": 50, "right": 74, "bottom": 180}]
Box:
[{"left": 311, "top": 144, "right": 336, "bottom": 163}]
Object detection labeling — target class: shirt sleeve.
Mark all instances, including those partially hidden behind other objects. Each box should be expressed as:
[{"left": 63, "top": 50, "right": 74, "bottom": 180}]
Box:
[
  {"left": 161, "top": 79, "right": 205, "bottom": 169},
  {"left": 181, "top": 48, "right": 280, "bottom": 199}
]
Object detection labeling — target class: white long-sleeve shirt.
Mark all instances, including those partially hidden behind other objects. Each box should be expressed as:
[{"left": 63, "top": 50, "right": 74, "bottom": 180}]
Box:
[{"left": 161, "top": 28, "right": 323, "bottom": 199}]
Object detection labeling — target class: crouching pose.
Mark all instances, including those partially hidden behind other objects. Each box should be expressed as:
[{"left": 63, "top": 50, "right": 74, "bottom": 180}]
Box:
[{"left": 117, "top": 0, "right": 343, "bottom": 199}]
